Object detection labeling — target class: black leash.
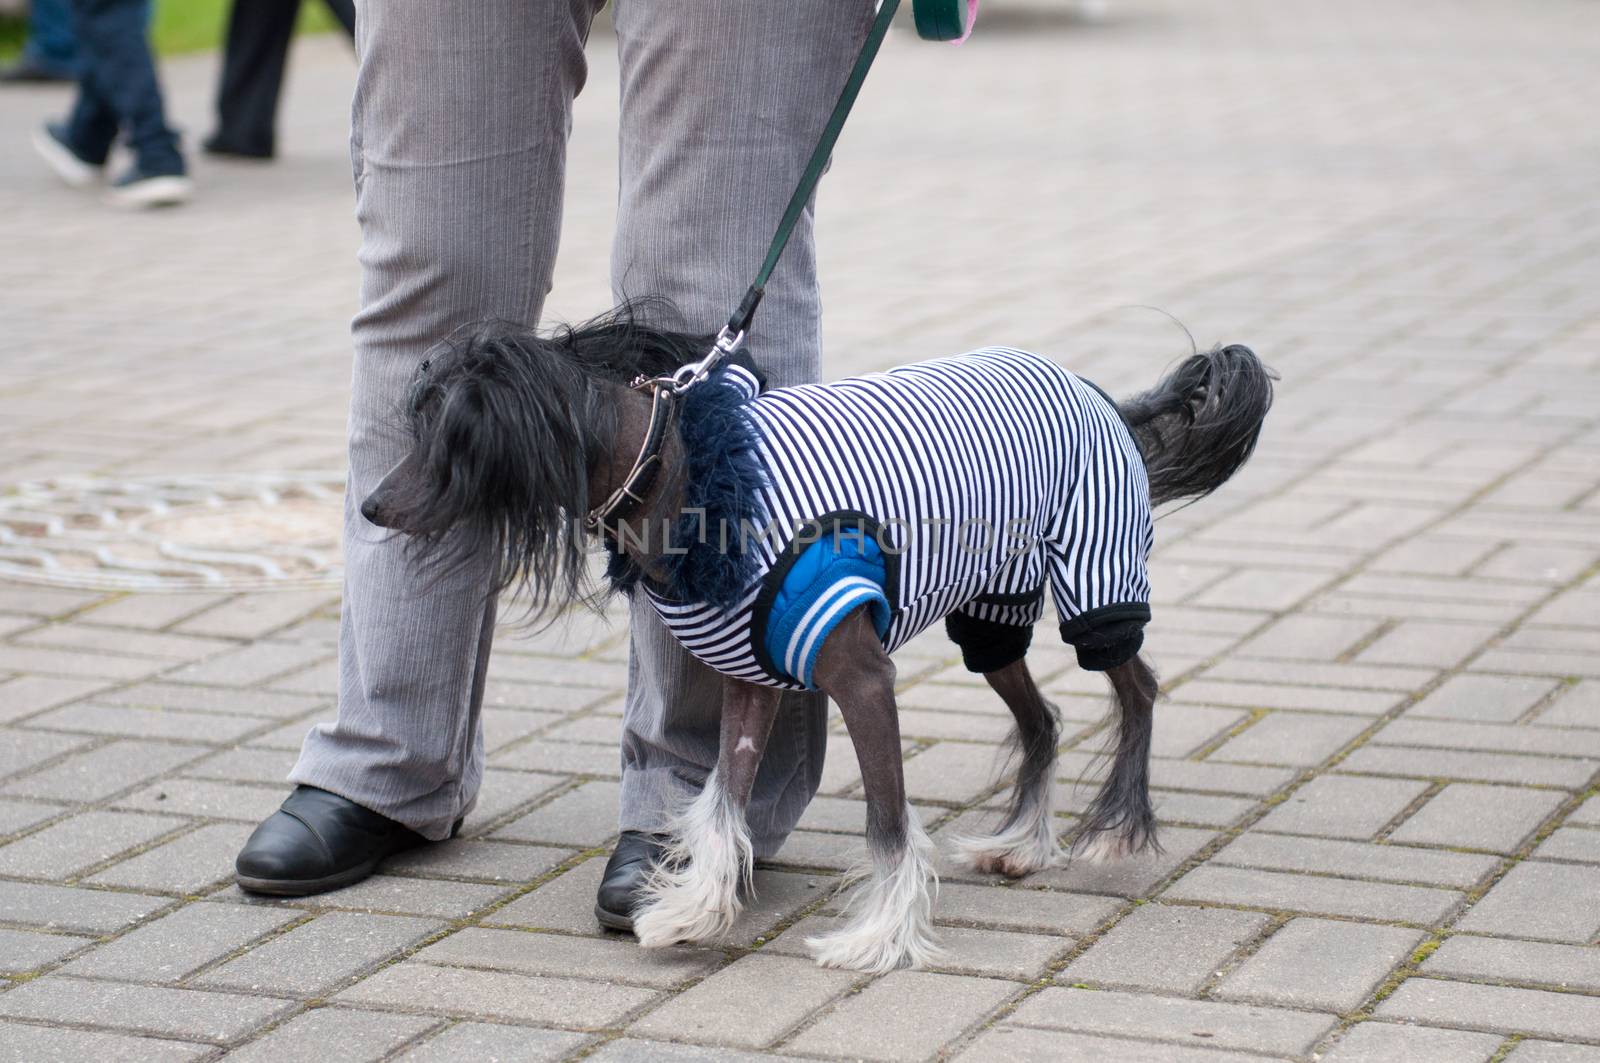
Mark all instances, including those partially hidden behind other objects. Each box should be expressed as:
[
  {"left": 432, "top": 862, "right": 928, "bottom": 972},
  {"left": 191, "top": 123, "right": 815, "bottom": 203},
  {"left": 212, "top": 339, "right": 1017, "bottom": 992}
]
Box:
[{"left": 661, "top": 0, "right": 904, "bottom": 394}]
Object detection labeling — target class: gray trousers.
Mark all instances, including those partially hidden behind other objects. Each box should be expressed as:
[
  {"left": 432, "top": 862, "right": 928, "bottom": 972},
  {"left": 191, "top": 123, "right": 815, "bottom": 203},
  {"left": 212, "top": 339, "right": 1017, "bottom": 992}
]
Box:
[{"left": 291, "top": 0, "right": 869, "bottom": 855}]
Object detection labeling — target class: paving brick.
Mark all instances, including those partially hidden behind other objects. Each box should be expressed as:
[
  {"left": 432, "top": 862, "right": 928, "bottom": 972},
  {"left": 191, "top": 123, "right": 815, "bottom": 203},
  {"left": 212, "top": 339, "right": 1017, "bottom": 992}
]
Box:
[
  {"left": 172, "top": 642, "right": 332, "bottom": 687},
  {"left": 0, "top": 644, "right": 168, "bottom": 681},
  {"left": 383, "top": 839, "right": 573, "bottom": 882},
  {"left": 115, "top": 778, "right": 288, "bottom": 821},
  {"left": 1169, "top": 679, "right": 1403, "bottom": 716},
  {"left": 586, "top": 1040, "right": 779, "bottom": 1063},
  {"left": 1019, "top": 826, "right": 1216, "bottom": 898},
  {"left": 0, "top": 675, "right": 111, "bottom": 723},
  {"left": 0, "top": 977, "right": 295, "bottom": 1044},
  {"left": 1533, "top": 826, "right": 1600, "bottom": 863},
  {"left": 488, "top": 739, "right": 621, "bottom": 777},
  {"left": 62, "top": 902, "right": 298, "bottom": 982},
  {"left": 220, "top": 875, "right": 509, "bottom": 920},
  {"left": 1062, "top": 904, "right": 1269, "bottom": 992},
  {"left": 1146, "top": 758, "right": 1300, "bottom": 797},
  {"left": 1510, "top": 1042, "right": 1600, "bottom": 1063},
  {"left": 932, "top": 882, "right": 1122, "bottom": 934},
  {"left": 87, "top": 822, "right": 255, "bottom": 893},
  {"left": 78, "top": 592, "right": 229, "bottom": 630},
  {"left": 0, "top": 730, "right": 89, "bottom": 778},
  {"left": 3, "top": 740, "right": 210, "bottom": 802},
  {"left": 413, "top": 926, "right": 719, "bottom": 988},
  {"left": 1535, "top": 681, "right": 1600, "bottom": 729},
  {"left": 172, "top": 591, "right": 336, "bottom": 640},
  {"left": 1255, "top": 775, "right": 1430, "bottom": 840},
  {"left": 1215, "top": 917, "right": 1422, "bottom": 1011},
  {"left": 1389, "top": 783, "right": 1566, "bottom": 853},
  {"left": 489, "top": 781, "right": 621, "bottom": 846},
  {"left": 0, "top": 810, "right": 186, "bottom": 879},
  {"left": 1424, "top": 935, "right": 1600, "bottom": 993},
  {"left": 197, "top": 911, "right": 441, "bottom": 996},
  {"left": 16, "top": 624, "right": 232, "bottom": 662},
  {"left": 1377, "top": 979, "right": 1600, "bottom": 1041},
  {"left": 957, "top": 1026, "right": 1270, "bottom": 1063},
  {"left": 1008, "top": 987, "right": 1335, "bottom": 1056},
  {"left": 0, "top": 1021, "right": 210, "bottom": 1063},
  {"left": 1407, "top": 674, "right": 1561, "bottom": 723},
  {"left": 1377, "top": 719, "right": 1600, "bottom": 759},
  {"left": 0, "top": 879, "right": 171, "bottom": 932},
  {"left": 1339, "top": 745, "right": 1597, "bottom": 788},
  {"left": 1457, "top": 862, "right": 1600, "bottom": 942},
  {"left": 1319, "top": 1022, "right": 1502, "bottom": 1063},
  {"left": 901, "top": 741, "right": 1008, "bottom": 804},
  {"left": 1207, "top": 712, "right": 1370, "bottom": 767},
  {"left": 1212, "top": 832, "right": 1498, "bottom": 889},
  {"left": 396, "top": 1023, "right": 590, "bottom": 1062},
  {"left": 223, "top": 1007, "right": 439, "bottom": 1063},
  {"left": 335, "top": 962, "right": 657, "bottom": 1026},
  {"left": 25, "top": 702, "right": 271, "bottom": 743},
  {"left": 0, "top": 798, "right": 61, "bottom": 836},
  {"left": 1233, "top": 616, "right": 1379, "bottom": 661},
  {"left": 1204, "top": 658, "right": 1438, "bottom": 693},
  {"left": 1357, "top": 621, "right": 1499, "bottom": 669},
  {"left": 784, "top": 970, "right": 1017, "bottom": 1061},
  {"left": 95, "top": 681, "right": 325, "bottom": 718},
  {"left": 1163, "top": 866, "right": 1459, "bottom": 924},
  {"left": 631, "top": 953, "right": 856, "bottom": 1048},
  {"left": 0, "top": 927, "right": 93, "bottom": 972}
]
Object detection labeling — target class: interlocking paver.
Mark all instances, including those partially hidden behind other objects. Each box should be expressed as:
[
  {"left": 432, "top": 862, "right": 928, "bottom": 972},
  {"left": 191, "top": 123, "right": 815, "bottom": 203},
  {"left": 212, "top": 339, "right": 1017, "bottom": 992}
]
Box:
[
  {"left": 783, "top": 970, "right": 1017, "bottom": 1061},
  {"left": 1061, "top": 904, "right": 1269, "bottom": 992},
  {"left": 3, "top": 2, "right": 1600, "bottom": 1058},
  {"left": 1213, "top": 917, "right": 1423, "bottom": 1011},
  {"left": 1388, "top": 783, "right": 1566, "bottom": 853},
  {"left": 1319, "top": 1022, "right": 1503, "bottom": 1063},
  {"left": 630, "top": 953, "right": 857, "bottom": 1048},
  {"left": 1007, "top": 987, "right": 1335, "bottom": 1056},
  {"left": 61, "top": 901, "right": 298, "bottom": 982},
  {"left": 197, "top": 911, "right": 442, "bottom": 996}
]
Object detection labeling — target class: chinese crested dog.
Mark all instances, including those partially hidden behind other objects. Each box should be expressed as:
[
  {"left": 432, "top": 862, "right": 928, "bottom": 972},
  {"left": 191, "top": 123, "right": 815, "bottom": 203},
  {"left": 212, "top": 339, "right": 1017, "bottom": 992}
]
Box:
[{"left": 362, "top": 308, "right": 1273, "bottom": 973}]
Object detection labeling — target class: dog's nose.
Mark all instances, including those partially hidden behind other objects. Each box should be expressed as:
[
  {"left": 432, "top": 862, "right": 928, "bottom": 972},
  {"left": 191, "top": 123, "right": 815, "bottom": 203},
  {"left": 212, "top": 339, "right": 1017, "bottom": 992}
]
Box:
[{"left": 360, "top": 495, "right": 386, "bottom": 527}]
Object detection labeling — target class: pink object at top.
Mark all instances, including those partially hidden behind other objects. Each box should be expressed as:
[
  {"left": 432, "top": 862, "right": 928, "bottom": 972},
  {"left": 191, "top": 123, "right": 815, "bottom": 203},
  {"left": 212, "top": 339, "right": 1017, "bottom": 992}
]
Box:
[{"left": 954, "top": 0, "right": 980, "bottom": 43}]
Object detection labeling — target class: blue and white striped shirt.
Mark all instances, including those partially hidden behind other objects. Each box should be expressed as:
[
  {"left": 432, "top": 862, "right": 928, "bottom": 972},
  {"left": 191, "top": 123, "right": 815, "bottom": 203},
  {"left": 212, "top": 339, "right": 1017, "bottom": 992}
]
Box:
[{"left": 643, "top": 347, "right": 1153, "bottom": 690}]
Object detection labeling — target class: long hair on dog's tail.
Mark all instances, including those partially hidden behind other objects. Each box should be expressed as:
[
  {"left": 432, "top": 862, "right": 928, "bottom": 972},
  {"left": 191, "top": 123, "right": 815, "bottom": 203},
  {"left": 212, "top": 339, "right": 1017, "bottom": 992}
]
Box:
[{"left": 1118, "top": 344, "right": 1275, "bottom": 508}]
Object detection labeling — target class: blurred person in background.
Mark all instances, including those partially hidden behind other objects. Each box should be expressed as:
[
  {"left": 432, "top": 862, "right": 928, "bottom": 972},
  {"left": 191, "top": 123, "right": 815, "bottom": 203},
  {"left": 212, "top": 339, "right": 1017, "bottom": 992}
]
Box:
[
  {"left": 30, "top": 0, "right": 190, "bottom": 207},
  {"left": 205, "top": 0, "right": 355, "bottom": 160},
  {"left": 1, "top": 0, "right": 78, "bottom": 82}
]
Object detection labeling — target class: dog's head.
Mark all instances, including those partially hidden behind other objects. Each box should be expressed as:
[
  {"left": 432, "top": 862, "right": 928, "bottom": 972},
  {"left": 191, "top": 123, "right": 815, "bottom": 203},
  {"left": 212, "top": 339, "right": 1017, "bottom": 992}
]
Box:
[{"left": 360, "top": 322, "right": 617, "bottom": 611}]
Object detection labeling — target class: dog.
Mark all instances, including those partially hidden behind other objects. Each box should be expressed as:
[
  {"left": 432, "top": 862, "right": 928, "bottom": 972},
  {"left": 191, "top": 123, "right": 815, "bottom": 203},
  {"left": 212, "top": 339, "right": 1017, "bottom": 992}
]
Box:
[{"left": 362, "top": 307, "right": 1273, "bottom": 973}]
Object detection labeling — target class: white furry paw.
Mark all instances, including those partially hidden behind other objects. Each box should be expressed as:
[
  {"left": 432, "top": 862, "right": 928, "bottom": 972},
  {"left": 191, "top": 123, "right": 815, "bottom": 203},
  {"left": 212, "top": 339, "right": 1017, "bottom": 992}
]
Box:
[
  {"left": 806, "top": 918, "right": 943, "bottom": 975},
  {"left": 1073, "top": 827, "right": 1143, "bottom": 865},
  {"left": 951, "top": 836, "right": 1066, "bottom": 878},
  {"left": 632, "top": 866, "right": 742, "bottom": 948}
]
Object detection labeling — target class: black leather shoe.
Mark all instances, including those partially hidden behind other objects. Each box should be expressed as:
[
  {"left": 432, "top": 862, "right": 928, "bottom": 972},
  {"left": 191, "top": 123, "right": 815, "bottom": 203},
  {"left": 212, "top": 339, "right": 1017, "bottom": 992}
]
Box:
[
  {"left": 202, "top": 132, "right": 274, "bottom": 160},
  {"left": 236, "top": 786, "right": 442, "bottom": 896},
  {"left": 595, "top": 830, "right": 669, "bottom": 932}
]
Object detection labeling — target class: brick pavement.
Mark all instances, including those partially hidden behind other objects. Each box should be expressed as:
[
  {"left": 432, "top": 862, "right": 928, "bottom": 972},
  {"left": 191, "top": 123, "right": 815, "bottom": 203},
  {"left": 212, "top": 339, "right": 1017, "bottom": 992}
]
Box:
[{"left": 1, "top": 1, "right": 1598, "bottom": 1059}]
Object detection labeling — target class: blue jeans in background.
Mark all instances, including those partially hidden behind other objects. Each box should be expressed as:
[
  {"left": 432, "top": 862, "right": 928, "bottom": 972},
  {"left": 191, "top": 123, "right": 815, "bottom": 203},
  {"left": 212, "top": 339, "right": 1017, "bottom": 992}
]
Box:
[
  {"left": 62, "top": 0, "right": 183, "bottom": 175},
  {"left": 24, "top": 0, "right": 80, "bottom": 76}
]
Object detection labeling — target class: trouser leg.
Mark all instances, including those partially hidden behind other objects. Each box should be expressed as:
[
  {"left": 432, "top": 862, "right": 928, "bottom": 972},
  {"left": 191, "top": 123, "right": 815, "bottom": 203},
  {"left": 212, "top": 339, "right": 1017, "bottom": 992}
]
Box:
[
  {"left": 26, "top": 0, "right": 80, "bottom": 73},
  {"left": 212, "top": 0, "right": 299, "bottom": 155},
  {"left": 610, "top": 0, "right": 873, "bottom": 858},
  {"left": 289, "top": 0, "right": 604, "bottom": 839},
  {"left": 66, "top": 0, "right": 181, "bottom": 173}
]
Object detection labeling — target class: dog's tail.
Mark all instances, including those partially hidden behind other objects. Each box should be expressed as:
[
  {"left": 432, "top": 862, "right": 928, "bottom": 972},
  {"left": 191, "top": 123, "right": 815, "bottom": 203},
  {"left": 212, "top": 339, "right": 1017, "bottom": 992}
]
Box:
[{"left": 1117, "top": 344, "right": 1274, "bottom": 508}]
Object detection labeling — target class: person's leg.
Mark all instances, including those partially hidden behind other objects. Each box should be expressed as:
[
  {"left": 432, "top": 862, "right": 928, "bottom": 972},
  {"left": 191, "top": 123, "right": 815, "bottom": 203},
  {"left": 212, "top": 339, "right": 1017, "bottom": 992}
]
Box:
[
  {"left": 322, "top": 0, "right": 356, "bottom": 37},
  {"left": 286, "top": 0, "right": 605, "bottom": 840},
  {"left": 66, "top": 0, "right": 182, "bottom": 175},
  {"left": 609, "top": 0, "right": 874, "bottom": 859},
  {"left": 25, "top": 0, "right": 81, "bottom": 75},
  {"left": 209, "top": 0, "right": 300, "bottom": 157}
]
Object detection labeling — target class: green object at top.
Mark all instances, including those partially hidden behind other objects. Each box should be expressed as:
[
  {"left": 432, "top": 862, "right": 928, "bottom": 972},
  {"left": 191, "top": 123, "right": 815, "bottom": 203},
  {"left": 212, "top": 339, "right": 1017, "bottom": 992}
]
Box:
[{"left": 913, "top": 0, "right": 969, "bottom": 40}]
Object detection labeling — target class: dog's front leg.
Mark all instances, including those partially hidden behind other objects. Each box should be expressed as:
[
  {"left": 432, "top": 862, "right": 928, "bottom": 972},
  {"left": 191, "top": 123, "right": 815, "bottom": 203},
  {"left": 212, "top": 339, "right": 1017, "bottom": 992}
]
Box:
[
  {"left": 633, "top": 676, "right": 780, "bottom": 947},
  {"left": 806, "top": 608, "right": 941, "bottom": 974}
]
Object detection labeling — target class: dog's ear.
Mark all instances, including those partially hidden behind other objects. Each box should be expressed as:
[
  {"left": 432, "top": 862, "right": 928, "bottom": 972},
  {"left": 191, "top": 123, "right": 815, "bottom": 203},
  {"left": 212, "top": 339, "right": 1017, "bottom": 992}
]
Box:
[{"left": 360, "top": 450, "right": 426, "bottom": 530}]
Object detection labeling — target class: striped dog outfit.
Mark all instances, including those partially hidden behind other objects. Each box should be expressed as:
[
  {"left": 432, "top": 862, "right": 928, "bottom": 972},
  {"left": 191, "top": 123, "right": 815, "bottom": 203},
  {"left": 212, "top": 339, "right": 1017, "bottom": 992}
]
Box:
[{"left": 626, "top": 347, "right": 1154, "bottom": 691}]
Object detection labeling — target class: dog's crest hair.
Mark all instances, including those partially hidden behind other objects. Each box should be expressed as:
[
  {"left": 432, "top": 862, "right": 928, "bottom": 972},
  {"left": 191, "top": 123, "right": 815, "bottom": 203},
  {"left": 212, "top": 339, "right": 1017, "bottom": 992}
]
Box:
[
  {"left": 1117, "top": 343, "right": 1275, "bottom": 509},
  {"left": 605, "top": 364, "right": 769, "bottom": 610}
]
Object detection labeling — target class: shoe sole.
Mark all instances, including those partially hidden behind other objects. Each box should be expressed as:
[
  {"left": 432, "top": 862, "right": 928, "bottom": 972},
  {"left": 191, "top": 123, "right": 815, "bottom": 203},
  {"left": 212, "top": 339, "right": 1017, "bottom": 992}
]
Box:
[
  {"left": 594, "top": 902, "right": 636, "bottom": 933},
  {"left": 106, "top": 175, "right": 192, "bottom": 209},
  {"left": 32, "top": 126, "right": 99, "bottom": 188}
]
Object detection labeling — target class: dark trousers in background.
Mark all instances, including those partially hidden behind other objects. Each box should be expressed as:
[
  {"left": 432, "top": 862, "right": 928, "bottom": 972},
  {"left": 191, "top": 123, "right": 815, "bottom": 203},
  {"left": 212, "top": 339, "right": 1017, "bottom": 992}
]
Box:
[
  {"left": 24, "top": 0, "right": 80, "bottom": 76},
  {"left": 64, "top": 0, "right": 183, "bottom": 174},
  {"left": 212, "top": 0, "right": 356, "bottom": 157}
]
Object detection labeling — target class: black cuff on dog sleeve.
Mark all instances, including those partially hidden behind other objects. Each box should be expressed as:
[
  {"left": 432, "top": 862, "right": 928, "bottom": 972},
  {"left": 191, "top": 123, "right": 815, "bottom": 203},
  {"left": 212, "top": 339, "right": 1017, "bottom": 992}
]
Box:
[
  {"left": 1060, "top": 603, "right": 1151, "bottom": 672},
  {"left": 945, "top": 611, "right": 1034, "bottom": 674}
]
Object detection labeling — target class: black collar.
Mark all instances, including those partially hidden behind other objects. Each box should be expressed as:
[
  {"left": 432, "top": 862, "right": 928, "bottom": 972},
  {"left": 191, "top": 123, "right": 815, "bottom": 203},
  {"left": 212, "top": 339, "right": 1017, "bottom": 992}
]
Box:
[{"left": 586, "top": 384, "right": 676, "bottom": 543}]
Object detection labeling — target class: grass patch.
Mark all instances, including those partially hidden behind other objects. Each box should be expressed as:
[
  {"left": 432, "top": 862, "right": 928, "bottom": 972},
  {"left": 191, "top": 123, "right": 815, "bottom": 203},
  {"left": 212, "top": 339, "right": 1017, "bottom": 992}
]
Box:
[{"left": 2, "top": 0, "right": 341, "bottom": 64}]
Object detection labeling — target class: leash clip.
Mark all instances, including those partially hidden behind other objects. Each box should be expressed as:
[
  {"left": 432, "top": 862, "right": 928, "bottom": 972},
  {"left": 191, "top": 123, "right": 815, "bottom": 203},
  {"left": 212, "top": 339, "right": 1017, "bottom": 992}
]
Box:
[{"left": 663, "top": 325, "right": 745, "bottom": 394}]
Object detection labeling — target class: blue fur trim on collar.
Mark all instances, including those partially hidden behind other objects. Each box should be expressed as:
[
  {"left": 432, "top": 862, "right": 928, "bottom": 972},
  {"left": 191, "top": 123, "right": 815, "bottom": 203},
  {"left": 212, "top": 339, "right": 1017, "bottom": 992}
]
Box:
[{"left": 605, "top": 366, "right": 768, "bottom": 609}]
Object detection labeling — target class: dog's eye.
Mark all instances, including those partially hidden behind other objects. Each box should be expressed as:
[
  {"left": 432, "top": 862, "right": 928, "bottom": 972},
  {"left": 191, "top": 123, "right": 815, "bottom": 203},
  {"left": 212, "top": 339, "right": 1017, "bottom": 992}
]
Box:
[{"left": 417, "top": 359, "right": 431, "bottom": 375}]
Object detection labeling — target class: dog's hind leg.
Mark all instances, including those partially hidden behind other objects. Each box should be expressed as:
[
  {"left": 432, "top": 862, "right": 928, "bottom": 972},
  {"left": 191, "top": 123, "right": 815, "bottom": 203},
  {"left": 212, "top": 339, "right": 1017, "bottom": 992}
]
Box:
[
  {"left": 806, "top": 608, "right": 940, "bottom": 974},
  {"left": 633, "top": 677, "right": 781, "bottom": 948},
  {"left": 1074, "top": 654, "right": 1161, "bottom": 863},
  {"left": 950, "top": 657, "right": 1067, "bottom": 878}
]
